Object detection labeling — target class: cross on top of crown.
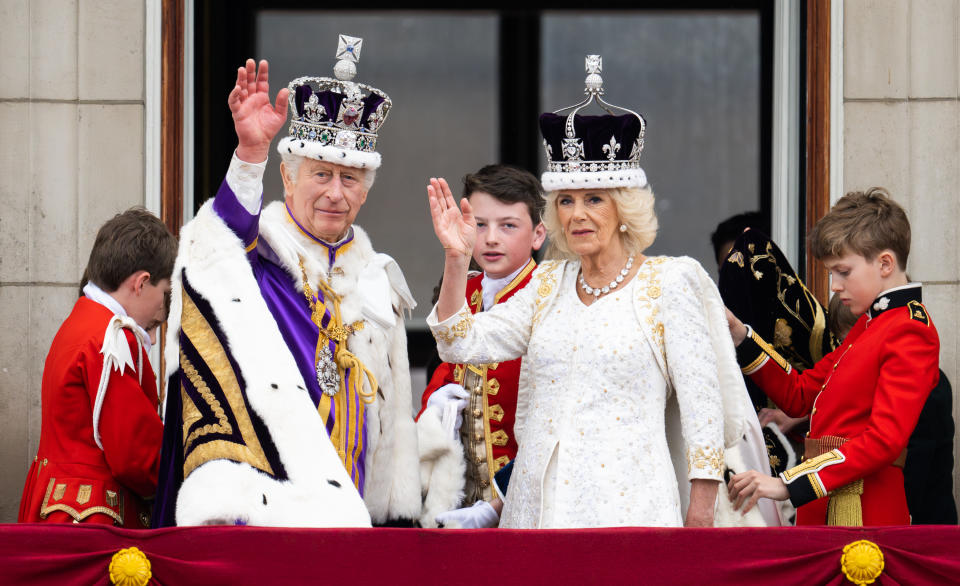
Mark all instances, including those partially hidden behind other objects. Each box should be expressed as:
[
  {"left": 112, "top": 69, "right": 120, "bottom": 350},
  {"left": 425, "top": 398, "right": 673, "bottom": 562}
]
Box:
[
  {"left": 585, "top": 55, "right": 602, "bottom": 75},
  {"left": 585, "top": 55, "right": 604, "bottom": 94},
  {"left": 337, "top": 35, "right": 362, "bottom": 63}
]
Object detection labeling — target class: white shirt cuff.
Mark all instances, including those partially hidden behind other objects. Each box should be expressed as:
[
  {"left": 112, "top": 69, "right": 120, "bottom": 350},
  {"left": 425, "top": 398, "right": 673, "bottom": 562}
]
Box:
[{"left": 226, "top": 151, "right": 267, "bottom": 214}]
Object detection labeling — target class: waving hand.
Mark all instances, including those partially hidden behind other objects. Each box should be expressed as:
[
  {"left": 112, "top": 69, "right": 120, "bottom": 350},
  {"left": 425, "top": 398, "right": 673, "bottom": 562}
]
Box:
[
  {"left": 427, "top": 177, "right": 476, "bottom": 259},
  {"left": 228, "top": 59, "right": 289, "bottom": 163}
]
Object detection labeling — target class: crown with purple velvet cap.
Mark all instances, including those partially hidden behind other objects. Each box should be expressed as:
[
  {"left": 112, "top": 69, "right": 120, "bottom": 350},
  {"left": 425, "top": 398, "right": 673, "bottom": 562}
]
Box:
[
  {"left": 540, "top": 55, "right": 647, "bottom": 192},
  {"left": 277, "top": 34, "right": 391, "bottom": 170}
]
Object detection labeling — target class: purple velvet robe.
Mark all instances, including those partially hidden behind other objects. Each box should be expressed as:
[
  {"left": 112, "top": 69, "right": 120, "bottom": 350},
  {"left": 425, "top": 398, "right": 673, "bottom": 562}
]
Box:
[{"left": 211, "top": 180, "right": 367, "bottom": 493}]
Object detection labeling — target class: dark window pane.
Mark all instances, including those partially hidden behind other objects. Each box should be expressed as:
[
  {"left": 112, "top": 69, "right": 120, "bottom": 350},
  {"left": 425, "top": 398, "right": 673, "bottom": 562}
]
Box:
[
  {"left": 542, "top": 11, "right": 761, "bottom": 277},
  {"left": 257, "top": 11, "right": 499, "bottom": 319}
]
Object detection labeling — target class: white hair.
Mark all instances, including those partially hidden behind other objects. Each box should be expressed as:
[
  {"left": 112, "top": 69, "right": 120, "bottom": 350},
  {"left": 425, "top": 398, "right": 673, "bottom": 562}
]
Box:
[{"left": 280, "top": 152, "right": 376, "bottom": 190}]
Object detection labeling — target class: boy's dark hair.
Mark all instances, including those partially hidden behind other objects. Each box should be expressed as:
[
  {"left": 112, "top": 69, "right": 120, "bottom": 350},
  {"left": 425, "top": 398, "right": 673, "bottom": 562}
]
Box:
[
  {"left": 710, "top": 211, "right": 770, "bottom": 259},
  {"left": 83, "top": 207, "right": 178, "bottom": 292},
  {"left": 463, "top": 164, "right": 545, "bottom": 226},
  {"left": 810, "top": 187, "right": 910, "bottom": 270}
]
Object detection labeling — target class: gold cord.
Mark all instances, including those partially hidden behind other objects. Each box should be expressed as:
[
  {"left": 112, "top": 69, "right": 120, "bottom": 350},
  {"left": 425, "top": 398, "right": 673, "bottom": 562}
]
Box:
[{"left": 298, "top": 257, "right": 378, "bottom": 403}]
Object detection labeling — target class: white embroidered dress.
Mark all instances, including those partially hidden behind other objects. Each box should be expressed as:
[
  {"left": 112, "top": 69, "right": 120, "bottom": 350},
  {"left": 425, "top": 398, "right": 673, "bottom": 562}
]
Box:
[{"left": 427, "top": 257, "right": 726, "bottom": 528}]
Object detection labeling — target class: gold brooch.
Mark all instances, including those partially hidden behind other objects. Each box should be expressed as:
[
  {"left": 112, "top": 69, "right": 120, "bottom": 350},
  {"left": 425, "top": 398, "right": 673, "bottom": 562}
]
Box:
[
  {"left": 109, "top": 547, "right": 152, "bottom": 586},
  {"left": 324, "top": 321, "right": 364, "bottom": 343},
  {"left": 840, "top": 539, "right": 884, "bottom": 585}
]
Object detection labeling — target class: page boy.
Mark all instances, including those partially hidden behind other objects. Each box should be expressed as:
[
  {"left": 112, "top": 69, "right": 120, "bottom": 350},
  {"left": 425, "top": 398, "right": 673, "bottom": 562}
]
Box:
[
  {"left": 726, "top": 188, "right": 939, "bottom": 526},
  {"left": 417, "top": 164, "right": 545, "bottom": 528},
  {"left": 19, "top": 208, "right": 176, "bottom": 527}
]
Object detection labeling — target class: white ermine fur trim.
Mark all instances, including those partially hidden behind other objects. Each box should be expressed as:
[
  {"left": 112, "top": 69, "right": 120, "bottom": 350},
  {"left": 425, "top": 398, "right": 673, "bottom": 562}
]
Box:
[
  {"left": 177, "top": 460, "right": 370, "bottom": 527},
  {"left": 416, "top": 409, "right": 466, "bottom": 528},
  {"left": 169, "top": 200, "right": 370, "bottom": 527},
  {"left": 277, "top": 137, "right": 381, "bottom": 170},
  {"left": 715, "top": 441, "right": 770, "bottom": 528},
  {"left": 541, "top": 168, "right": 647, "bottom": 192},
  {"left": 241, "top": 201, "right": 424, "bottom": 523}
]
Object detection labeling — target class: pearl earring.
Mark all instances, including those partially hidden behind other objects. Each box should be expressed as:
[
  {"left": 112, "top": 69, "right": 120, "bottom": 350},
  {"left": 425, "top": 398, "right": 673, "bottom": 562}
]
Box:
[{"left": 619, "top": 224, "right": 627, "bottom": 233}]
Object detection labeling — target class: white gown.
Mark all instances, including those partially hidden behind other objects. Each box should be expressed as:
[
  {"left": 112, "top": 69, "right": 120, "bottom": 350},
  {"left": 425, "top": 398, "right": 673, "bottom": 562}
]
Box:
[{"left": 427, "top": 257, "right": 726, "bottom": 528}]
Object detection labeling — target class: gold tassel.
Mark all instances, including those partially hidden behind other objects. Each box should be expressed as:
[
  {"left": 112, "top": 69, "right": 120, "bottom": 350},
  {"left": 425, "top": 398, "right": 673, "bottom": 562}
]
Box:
[
  {"left": 299, "top": 256, "right": 378, "bottom": 404},
  {"left": 827, "top": 479, "right": 864, "bottom": 526},
  {"left": 335, "top": 347, "right": 378, "bottom": 404}
]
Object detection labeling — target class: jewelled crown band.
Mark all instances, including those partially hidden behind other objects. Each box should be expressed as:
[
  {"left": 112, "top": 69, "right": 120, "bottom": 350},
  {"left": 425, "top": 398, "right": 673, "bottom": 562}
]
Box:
[
  {"left": 540, "top": 55, "right": 648, "bottom": 192},
  {"left": 277, "top": 34, "right": 392, "bottom": 170}
]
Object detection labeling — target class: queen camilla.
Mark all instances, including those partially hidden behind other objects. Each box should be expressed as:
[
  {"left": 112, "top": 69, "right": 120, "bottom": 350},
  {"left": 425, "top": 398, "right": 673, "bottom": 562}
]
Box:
[{"left": 427, "top": 56, "right": 776, "bottom": 528}]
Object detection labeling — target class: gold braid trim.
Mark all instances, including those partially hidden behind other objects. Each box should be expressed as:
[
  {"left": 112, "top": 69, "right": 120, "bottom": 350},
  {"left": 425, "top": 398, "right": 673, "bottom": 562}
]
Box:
[
  {"left": 39, "top": 478, "right": 124, "bottom": 525},
  {"left": 181, "top": 351, "right": 233, "bottom": 452},
  {"left": 827, "top": 479, "right": 864, "bottom": 526},
  {"left": 781, "top": 449, "right": 845, "bottom": 482},
  {"left": 750, "top": 329, "right": 792, "bottom": 373},
  {"left": 741, "top": 353, "right": 767, "bottom": 375}
]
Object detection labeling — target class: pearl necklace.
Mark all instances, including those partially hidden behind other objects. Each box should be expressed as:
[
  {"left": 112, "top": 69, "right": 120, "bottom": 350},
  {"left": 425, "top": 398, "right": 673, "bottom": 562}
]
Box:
[{"left": 579, "top": 256, "right": 634, "bottom": 299}]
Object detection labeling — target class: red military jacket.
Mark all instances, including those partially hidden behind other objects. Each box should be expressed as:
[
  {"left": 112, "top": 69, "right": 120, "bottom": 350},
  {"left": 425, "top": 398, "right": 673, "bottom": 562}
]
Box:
[
  {"left": 737, "top": 284, "right": 939, "bottom": 525},
  {"left": 19, "top": 297, "right": 163, "bottom": 528},
  {"left": 419, "top": 260, "right": 536, "bottom": 490}
]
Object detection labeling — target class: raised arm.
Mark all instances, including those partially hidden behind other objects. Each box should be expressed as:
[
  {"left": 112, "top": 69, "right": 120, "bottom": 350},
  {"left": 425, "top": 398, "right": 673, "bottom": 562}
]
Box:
[
  {"left": 427, "top": 177, "right": 477, "bottom": 321},
  {"left": 230, "top": 59, "right": 289, "bottom": 163},
  {"left": 213, "top": 59, "right": 290, "bottom": 249}
]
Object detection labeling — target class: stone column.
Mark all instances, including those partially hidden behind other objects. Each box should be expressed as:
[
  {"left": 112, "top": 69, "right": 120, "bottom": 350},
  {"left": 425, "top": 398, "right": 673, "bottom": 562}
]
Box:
[
  {"left": 844, "top": 0, "right": 960, "bottom": 507},
  {"left": 0, "top": 0, "right": 147, "bottom": 522}
]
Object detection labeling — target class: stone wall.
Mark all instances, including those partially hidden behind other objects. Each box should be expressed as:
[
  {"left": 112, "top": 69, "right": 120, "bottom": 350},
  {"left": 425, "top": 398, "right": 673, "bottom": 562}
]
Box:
[
  {"left": 0, "top": 0, "right": 146, "bottom": 522},
  {"left": 844, "top": 0, "right": 960, "bottom": 506}
]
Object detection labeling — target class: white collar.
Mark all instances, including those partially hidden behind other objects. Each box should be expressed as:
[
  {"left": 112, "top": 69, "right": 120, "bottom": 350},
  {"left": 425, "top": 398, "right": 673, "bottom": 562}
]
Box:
[
  {"left": 875, "top": 282, "right": 921, "bottom": 298},
  {"left": 83, "top": 282, "right": 153, "bottom": 353},
  {"left": 480, "top": 264, "right": 527, "bottom": 311}
]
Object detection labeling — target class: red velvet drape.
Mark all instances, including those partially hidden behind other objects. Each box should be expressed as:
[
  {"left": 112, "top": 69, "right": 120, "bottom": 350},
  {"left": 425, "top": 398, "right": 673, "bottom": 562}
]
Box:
[{"left": 1, "top": 524, "right": 959, "bottom": 584}]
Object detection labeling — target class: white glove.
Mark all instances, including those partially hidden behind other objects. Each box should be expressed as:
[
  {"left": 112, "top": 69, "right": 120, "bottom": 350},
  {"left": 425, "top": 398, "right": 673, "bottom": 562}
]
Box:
[
  {"left": 435, "top": 500, "right": 499, "bottom": 529},
  {"left": 425, "top": 383, "right": 470, "bottom": 440}
]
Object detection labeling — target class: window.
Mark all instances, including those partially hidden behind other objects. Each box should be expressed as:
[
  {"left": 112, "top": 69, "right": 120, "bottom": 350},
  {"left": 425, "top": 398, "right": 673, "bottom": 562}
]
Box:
[{"left": 193, "top": 4, "right": 775, "bottom": 372}]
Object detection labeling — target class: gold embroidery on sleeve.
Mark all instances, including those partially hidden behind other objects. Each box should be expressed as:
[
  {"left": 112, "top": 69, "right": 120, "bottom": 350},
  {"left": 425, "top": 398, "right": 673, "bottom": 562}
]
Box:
[
  {"left": 687, "top": 446, "right": 724, "bottom": 476},
  {"left": 432, "top": 307, "right": 474, "bottom": 344}
]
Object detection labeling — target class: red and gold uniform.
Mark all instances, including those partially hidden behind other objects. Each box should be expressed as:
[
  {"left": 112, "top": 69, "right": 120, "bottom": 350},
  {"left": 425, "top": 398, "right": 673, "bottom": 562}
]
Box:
[
  {"left": 19, "top": 297, "right": 163, "bottom": 528},
  {"left": 737, "top": 284, "right": 939, "bottom": 525},
  {"left": 418, "top": 259, "right": 536, "bottom": 505}
]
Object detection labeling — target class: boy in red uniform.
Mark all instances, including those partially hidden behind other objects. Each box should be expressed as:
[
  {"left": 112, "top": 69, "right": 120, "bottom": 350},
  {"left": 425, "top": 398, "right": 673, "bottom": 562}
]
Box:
[
  {"left": 726, "top": 188, "right": 939, "bottom": 526},
  {"left": 19, "top": 208, "right": 176, "bottom": 527},
  {"left": 417, "top": 165, "right": 545, "bottom": 528}
]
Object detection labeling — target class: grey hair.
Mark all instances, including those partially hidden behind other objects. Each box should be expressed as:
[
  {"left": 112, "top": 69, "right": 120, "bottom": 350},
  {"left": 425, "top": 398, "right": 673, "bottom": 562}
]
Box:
[
  {"left": 542, "top": 186, "right": 658, "bottom": 260},
  {"left": 280, "top": 151, "right": 376, "bottom": 190}
]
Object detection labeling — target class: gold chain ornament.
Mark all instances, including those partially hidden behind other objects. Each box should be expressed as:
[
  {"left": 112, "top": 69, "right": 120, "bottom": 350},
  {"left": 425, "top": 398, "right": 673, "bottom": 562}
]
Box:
[{"left": 298, "top": 257, "right": 377, "bottom": 402}]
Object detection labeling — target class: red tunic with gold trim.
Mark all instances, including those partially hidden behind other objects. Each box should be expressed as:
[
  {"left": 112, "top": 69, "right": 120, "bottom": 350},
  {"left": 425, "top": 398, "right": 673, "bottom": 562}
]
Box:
[
  {"left": 418, "top": 259, "right": 536, "bottom": 504},
  {"left": 18, "top": 297, "right": 163, "bottom": 528},
  {"left": 737, "top": 284, "right": 939, "bottom": 525}
]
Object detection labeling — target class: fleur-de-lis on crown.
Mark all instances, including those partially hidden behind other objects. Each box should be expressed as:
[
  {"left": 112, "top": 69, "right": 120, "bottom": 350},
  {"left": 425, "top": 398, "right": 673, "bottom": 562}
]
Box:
[
  {"left": 602, "top": 136, "right": 621, "bottom": 160},
  {"left": 304, "top": 94, "right": 325, "bottom": 123}
]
